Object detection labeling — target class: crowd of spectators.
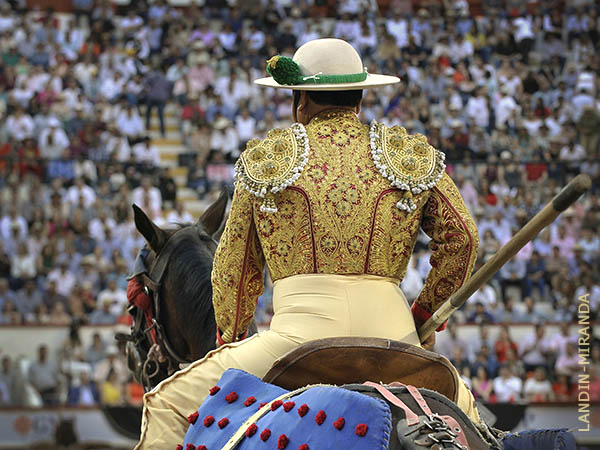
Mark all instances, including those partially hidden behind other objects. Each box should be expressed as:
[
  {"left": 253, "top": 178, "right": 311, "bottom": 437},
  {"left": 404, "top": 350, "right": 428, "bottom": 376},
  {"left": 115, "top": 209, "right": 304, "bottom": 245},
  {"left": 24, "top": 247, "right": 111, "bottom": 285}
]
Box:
[
  {"left": 0, "top": 326, "right": 141, "bottom": 407},
  {"left": 0, "top": 0, "right": 598, "bottom": 407},
  {"left": 437, "top": 322, "right": 600, "bottom": 404}
]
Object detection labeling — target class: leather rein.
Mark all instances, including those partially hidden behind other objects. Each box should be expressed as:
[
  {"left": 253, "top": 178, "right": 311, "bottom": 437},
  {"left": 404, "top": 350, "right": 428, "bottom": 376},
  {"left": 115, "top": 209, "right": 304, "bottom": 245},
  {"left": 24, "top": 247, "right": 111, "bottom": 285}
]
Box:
[{"left": 120, "top": 226, "right": 216, "bottom": 390}]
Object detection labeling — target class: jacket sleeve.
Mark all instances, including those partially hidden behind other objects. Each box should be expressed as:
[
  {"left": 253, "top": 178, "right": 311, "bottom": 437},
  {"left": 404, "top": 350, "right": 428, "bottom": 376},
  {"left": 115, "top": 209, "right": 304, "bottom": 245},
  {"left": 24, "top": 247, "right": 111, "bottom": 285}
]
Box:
[
  {"left": 412, "top": 172, "right": 479, "bottom": 331},
  {"left": 211, "top": 184, "right": 265, "bottom": 344}
]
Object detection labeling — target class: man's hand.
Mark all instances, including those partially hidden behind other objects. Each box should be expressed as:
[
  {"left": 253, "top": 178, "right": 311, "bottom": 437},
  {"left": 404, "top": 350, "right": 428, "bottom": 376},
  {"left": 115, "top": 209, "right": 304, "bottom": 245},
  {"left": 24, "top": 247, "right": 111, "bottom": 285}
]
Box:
[
  {"left": 421, "top": 331, "right": 436, "bottom": 351},
  {"left": 414, "top": 318, "right": 436, "bottom": 351}
]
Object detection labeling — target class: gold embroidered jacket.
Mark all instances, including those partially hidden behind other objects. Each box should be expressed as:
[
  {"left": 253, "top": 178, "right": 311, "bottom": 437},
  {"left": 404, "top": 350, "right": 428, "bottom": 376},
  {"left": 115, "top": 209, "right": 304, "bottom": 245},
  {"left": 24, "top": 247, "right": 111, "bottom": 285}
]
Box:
[{"left": 211, "top": 110, "right": 479, "bottom": 343}]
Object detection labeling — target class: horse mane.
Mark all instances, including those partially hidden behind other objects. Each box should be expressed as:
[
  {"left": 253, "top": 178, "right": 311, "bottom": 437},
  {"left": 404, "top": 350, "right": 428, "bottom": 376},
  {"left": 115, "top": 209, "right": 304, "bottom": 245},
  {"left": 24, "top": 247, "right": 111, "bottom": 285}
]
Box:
[{"left": 166, "top": 224, "right": 217, "bottom": 357}]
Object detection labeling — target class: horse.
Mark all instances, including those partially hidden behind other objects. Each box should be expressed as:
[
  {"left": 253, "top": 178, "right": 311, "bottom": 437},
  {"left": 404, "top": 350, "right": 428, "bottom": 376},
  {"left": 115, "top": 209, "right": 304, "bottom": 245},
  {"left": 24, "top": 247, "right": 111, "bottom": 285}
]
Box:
[
  {"left": 123, "top": 193, "right": 575, "bottom": 450},
  {"left": 121, "top": 190, "right": 228, "bottom": 390}
]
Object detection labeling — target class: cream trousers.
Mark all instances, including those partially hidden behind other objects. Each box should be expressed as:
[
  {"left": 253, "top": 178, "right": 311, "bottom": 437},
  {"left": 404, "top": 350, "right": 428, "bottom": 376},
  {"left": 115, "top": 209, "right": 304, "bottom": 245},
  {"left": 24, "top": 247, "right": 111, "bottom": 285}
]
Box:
[{"left": 135, "top": 274, "right": 480, "bottom": 449}]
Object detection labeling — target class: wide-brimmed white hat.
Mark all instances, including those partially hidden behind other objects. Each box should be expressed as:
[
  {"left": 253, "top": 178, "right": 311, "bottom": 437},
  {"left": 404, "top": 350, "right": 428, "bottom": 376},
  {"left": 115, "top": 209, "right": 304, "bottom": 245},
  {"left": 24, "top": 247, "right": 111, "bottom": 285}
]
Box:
[{"left": 255, "top": 38, "right": 400, "bottom": 91}]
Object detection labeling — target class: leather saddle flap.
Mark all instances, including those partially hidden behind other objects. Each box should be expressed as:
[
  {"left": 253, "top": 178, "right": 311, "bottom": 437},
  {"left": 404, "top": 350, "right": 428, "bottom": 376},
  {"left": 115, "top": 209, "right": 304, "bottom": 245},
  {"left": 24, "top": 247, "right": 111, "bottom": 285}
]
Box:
[{"left": 263, "top": 337, "right": 459, "bottom": 402}]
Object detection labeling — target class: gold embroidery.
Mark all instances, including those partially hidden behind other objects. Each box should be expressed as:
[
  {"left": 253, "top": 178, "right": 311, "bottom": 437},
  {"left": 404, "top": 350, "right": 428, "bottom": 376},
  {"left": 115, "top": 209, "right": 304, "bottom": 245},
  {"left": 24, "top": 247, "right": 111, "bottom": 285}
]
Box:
[
  {"left": 370, "top": 122, "right": 446, "bottom": 212},
  {"left": 415, "top": 173, "right": 479, "bottom": 315},
  {"left": 235, "top": 125, "right": 310, "bottom": 213},
  {"left": 212, "top": 110, "right": 478, "bottom": 342}
]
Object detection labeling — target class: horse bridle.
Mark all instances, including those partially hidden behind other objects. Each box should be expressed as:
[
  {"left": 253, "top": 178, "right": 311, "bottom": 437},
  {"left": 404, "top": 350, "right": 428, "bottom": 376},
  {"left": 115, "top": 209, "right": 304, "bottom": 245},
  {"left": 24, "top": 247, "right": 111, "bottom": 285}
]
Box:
[{"left": 118, "top": 226, "right": 217, "bottom": 391}]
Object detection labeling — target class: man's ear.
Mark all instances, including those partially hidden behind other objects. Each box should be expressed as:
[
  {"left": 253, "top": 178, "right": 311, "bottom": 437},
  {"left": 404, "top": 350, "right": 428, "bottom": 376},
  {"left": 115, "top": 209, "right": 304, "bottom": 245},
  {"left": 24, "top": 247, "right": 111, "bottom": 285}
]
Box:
[
  {"left": 356, "top": 98, "right": 362, "bottom": 114},
  {"left": 298, "top": 91, "right": 309, "bottom": 110}
]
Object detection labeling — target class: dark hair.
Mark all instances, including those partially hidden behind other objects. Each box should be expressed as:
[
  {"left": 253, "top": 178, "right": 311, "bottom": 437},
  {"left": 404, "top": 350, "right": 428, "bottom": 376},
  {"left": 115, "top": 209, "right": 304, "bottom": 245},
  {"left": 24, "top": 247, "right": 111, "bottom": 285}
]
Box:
[{"left": 293, "top": 90, "right": 363, "bottom": 110}]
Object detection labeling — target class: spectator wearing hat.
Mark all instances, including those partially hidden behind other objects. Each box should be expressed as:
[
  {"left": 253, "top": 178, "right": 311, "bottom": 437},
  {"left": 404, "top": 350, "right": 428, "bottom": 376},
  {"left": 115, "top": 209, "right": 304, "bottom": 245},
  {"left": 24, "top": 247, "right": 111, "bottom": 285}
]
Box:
[
  {"left": 98, "top": 277, "right": 127, "bottom": 317},
  {"left": 93, "top": 345, "right": 128, "bottom": 387}
]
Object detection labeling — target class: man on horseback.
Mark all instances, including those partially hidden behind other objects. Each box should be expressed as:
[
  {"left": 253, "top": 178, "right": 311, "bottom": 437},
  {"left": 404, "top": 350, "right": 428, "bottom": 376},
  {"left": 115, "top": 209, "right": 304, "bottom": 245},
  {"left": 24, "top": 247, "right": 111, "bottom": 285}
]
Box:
[{"left": 136, "top": 38, "right": 482, "bottom": 448}]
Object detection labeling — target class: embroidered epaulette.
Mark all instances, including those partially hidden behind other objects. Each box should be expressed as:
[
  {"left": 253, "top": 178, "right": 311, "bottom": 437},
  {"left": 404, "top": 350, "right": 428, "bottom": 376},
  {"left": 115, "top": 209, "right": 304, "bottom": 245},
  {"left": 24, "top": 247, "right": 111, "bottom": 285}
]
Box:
[
  {"left": 234, "top": 124, "right": 310, "bottom": 213},
  {"left": 369, "top": 121, "right": 446, "bottom": 212}
]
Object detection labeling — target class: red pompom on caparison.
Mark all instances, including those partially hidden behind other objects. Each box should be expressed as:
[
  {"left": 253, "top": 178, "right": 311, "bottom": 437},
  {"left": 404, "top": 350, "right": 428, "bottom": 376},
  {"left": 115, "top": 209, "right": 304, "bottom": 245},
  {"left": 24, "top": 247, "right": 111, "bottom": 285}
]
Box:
[
  {"left": 187, "top": 411, "right": 199, "bottom": 424},
  {"left": 245, "top": 423, "right": 258, "bottom": 437},
  {"left": 297, "top": 404, "right": 309, "bottom": 417},
  {"left": 355, "top": 423, "right": 368, "bottom": 436},
  {"left": 298, "top": 445, "right": 309, "bottom": 450},
  {"left": 271, "top": 399, "right": 283, "bottom": 410},
  {"left": 315, "top": 410, "right": 327, "bottom": 425},
  {"left": 218, "top": 418, "right": 229, "bottom": 429},
  {"left": 244, "top": 396, "right": 256, "bottom": 407},
  {"left": 209, "top": 386, "right": 220, "bottom": 396},
  {"left": 197, "top": 446, "right": 207, "bottom": 450},
  {"left": 175, "top": 445, "right": 183, "bottom": 450},
  {"left": 203, "top": 416, "right": 215, "bottom": 427},
  {"left": 260, "top": 429, "right": 271, "bottom": 441},
  {"left": 333, "top": 417, "right": 345, "bottom": 430},
  {"left": 185, "top": 444, "right": 195, "bottom": 450},
  {"left": 225, "top": 391, "right": 238, "bottom": 403},
  {"left": 283, "top": 401, "right": 295, "bottom": 412},
  {"left": 277, "top": 434, "right": 290, "bottom": 449}
]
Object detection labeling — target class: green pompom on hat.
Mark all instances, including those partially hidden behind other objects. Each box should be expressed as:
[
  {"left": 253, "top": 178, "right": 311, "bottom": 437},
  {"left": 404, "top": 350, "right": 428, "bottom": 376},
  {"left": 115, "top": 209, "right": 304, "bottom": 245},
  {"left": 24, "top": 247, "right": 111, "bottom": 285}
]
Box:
[{"left": 266, "top": 55, "right": 300, "bottom": 85}]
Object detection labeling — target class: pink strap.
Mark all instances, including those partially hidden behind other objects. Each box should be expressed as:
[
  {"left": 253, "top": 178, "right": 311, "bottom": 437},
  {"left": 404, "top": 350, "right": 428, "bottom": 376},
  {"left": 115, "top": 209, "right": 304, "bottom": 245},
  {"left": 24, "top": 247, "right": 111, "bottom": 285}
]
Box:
[
  {"left": 363, "top": 381, "right": 419, "bottom": 426},
  {"left": 388, "top": 382, "right": 433, "bottom": 416},
  {"left": 441, "top": 415, "right": 470, "bottom": 450}
]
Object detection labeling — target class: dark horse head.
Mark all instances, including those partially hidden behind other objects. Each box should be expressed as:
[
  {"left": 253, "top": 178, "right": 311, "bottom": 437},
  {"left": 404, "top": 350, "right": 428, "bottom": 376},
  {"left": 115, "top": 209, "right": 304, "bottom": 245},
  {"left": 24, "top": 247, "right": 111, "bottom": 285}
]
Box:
[{"left": 124, "top": 190, "right": 228, "bottom": 390}]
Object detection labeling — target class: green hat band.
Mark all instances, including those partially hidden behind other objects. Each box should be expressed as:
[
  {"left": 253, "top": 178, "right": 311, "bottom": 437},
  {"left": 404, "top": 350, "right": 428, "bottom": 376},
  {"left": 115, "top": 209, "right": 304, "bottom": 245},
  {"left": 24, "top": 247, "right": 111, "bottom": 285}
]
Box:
[{"left": 266, "top": 55, "right": 367, "bottom": 86}]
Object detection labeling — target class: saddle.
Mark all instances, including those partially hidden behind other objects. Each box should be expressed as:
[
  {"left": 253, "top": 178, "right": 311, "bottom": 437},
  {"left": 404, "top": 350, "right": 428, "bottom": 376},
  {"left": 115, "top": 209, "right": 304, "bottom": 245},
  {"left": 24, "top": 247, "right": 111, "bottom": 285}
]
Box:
[{"left": 264, "top": 337, "right": 460, "bottom": 403}]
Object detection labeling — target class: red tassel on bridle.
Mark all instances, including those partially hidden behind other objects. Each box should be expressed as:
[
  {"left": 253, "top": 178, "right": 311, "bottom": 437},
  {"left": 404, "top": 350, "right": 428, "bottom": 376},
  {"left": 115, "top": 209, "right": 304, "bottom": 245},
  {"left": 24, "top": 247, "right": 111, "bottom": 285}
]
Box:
[{"left": 127, "top": 276, "right": 157, "bottom": 344}]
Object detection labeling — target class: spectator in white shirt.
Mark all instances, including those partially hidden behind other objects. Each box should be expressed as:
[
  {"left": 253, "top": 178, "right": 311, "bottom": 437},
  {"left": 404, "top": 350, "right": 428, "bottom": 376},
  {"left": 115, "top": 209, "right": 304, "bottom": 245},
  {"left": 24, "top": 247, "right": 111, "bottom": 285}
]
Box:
[
  {"left": 6, "top": 106, "right": 34, "bottom": 141},
  {"left": 550, "top": 323, "right": 576, "bottom": 358},
  {"left": 132, "top": 137, "right": 160, "bottom": 166},
  {"left": 559, "top": 141, "right": 586, "bottom": 161},
  {"left": 523, "top": 367, "right": 554, "bottom": 402},
  {"left": 10, "top": 80, "right": 34, "bottom": 109},
  {"left": 47, "top": 261, "right": 77, "bottom": 297},
  {"left": 89, "top": 210, "right": 117, "bottom": 243},
  {"left": 116, "top": 104, "right": 145, "bottom": 141},
  {"left": 38, "top": 118, "right": 70, "bottom": 159},
  {"left": 449, "top": 33, "right": 473, "bottom": 63},
  {"left": 100, "top": 71, "right": 125, "bottom": 102},
  {"left": 400, "top": 257, "right": 423, "bottom": 302},
  {"left": 0, "top": 206, "right": 27, "bottom": 242},
  {"left": 105, "top": 126, "right": 131, "bottom": 162},
  {"left": 495, "top": 86, "right": 520, "bottom": 127},
  {"left": 131, "top": 176, "right": 162, "bottom": 218},
  {"left": 235, "top": 107, "right": 256, "bottom": 144},
  {"left": 97, "top": 277, "right": 128, "bottom": 317},
  {"left": 334, "top": 13, "right": 361, "bottom": 44},
  {"left": 493, "top": 365, "right": 523, "bottom": 403},
  {"left": 386, "top": 11, "right": 409, "bottom": 48},
  {"left": 120, "top": 10, "right": 144, "bottom": 37},
  {"left": 466, "top": 86, "right": 489, "bottom": 129},
  {"left": 513, "top": 15, "right": 535, "bottom": 63},
  {"left": 520, "top": 324, "right": 552, "bottom": 372},
  {"left": 166, "top": 202, "right": 194, "bottom": 225},
  {"left": 571, "top": 87, "right": 595, "bottom": 121},
  {"left": 66, "top": 178, "right": 96, "bottom": 209}
]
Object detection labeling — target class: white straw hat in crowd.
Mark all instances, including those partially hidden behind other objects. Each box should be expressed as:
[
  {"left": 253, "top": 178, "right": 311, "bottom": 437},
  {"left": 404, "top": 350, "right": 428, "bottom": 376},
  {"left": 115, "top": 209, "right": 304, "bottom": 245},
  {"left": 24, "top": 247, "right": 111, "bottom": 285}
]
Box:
[{"left": 254, "top": 38, "right": 400, "bottom": 91}]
